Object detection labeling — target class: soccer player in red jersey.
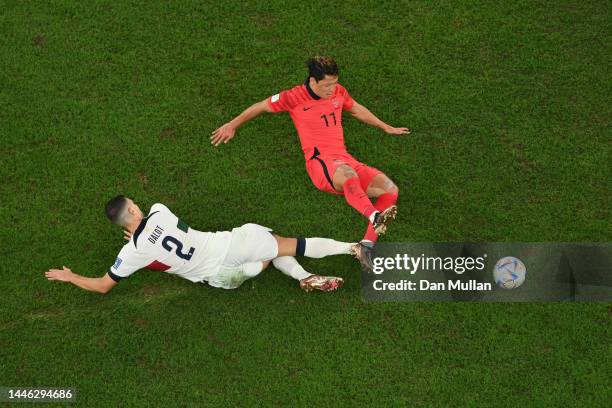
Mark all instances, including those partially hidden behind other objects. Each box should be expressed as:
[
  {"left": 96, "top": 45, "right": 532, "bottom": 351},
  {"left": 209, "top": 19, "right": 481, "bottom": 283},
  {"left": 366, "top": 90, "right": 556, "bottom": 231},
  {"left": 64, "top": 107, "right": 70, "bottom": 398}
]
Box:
[{"left": 212, "top": 56, "right": 410, "bottom": 259}]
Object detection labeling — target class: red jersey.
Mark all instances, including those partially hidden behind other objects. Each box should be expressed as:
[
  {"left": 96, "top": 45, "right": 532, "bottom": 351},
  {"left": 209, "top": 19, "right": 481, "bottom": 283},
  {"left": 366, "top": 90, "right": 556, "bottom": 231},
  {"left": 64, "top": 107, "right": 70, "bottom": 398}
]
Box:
[{"left": 266, "top": 81, "right": 355, "bottom": 158}]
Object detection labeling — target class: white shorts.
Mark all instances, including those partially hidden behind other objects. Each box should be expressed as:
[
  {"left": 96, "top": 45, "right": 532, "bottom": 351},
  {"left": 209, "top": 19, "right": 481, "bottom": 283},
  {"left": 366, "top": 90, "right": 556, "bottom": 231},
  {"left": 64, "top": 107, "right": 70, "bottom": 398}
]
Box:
[{"left": 206, "top": 223, "right": 278, "bottom": 289}]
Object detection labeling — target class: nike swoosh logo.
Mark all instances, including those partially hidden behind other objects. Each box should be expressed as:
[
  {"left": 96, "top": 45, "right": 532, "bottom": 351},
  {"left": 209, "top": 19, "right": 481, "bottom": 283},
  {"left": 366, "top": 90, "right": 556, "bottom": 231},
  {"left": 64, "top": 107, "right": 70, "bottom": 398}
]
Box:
[{"left": 303, "top": 106, "right": 312, "bottom": 111}]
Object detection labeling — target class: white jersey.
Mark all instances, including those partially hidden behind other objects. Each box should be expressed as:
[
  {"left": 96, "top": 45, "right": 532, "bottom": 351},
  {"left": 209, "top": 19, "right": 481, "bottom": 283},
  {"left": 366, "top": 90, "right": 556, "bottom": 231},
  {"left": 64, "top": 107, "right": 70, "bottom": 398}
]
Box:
[{"left": 108, "top": 203, "right": 232, "bottom": 283}]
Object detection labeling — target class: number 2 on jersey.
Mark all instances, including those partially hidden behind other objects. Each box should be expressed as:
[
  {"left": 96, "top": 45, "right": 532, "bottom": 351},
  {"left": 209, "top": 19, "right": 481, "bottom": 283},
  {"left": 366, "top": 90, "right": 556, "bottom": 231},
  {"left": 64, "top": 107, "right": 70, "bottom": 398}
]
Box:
[{"left": 162, "top": 236, "right": 195, "bottom": 260}]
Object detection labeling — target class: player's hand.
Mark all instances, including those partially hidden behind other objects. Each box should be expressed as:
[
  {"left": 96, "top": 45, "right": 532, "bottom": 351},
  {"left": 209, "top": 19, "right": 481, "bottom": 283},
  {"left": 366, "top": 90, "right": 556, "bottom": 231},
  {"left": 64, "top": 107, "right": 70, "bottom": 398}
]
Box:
[
  {"left": 211, "top": 123, "right": 236, "bottom": 146},
  {"left": 384, "top": 125, "right": 411, "bottom": 135},
  {"left": 45, "top": 266, "right": 74, "bottom": 282},
  {"left": 123, "top": 230, "right": 132, "bottom": 241}
]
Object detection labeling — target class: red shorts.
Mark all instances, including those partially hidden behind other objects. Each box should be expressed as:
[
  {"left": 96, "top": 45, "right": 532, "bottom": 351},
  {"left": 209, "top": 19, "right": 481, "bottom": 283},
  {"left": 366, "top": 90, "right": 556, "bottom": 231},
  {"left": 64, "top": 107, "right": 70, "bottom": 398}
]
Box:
[{"left": 305, "top": 149, "right": 382, "bottom": 195}]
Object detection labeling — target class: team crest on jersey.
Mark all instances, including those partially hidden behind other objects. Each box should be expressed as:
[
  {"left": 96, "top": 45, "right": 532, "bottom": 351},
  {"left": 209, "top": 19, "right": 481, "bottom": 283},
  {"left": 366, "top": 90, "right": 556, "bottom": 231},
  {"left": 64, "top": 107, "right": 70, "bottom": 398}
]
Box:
[
  {"left": 113, "top": 257, "right": 123, "bottom": 270},
  {"left": 271, "top": 93, "right": 280, "bottom": 103},
  {"left": 332, "top": 99, "right": 340, "bottom": 108}
]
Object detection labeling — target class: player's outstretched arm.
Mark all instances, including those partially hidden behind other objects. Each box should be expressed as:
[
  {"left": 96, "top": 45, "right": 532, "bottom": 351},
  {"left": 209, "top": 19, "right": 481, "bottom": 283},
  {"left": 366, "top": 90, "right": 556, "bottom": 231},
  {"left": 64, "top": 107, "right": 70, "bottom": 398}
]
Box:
[
  {"left": 348, "top": 101, "right": 411, "bottom": 135},
  {"left": 45, "top": 266, "right": 117, "bottom": 294},
  {"left": 211, "top": 99, "right": 273, "bottom": 146}
]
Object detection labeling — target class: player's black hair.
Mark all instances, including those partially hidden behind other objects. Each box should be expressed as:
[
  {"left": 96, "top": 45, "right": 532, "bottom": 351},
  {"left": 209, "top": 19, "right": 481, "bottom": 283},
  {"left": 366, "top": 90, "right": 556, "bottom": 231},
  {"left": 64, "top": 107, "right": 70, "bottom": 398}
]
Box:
[
  {"left": 105, "top": 195, "right": 129, "bottom": 225},
  {"left": 306, "top": 56, "right": 339, "bottom": 81}
]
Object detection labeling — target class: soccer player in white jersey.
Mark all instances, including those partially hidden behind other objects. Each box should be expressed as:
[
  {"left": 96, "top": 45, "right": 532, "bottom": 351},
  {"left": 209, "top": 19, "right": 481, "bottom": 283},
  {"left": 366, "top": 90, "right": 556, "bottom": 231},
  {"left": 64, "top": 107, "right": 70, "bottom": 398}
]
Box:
[{"left": 45, "top": 196, "right": 371, "bottom": 293}]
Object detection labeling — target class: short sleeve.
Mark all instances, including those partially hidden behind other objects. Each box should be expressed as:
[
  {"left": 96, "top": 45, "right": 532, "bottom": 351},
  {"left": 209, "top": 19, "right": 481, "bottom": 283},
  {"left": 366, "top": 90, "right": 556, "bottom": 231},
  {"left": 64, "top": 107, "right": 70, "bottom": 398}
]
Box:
[
  {"left": 108, "top": 243, "right": 151, "bottom": 282},
  {"left": 338, "top": 85, "right": 355, "bottom": 111},
  {"left": 267, "top": 89, "right": 296, "bottom": 113},
  {"left": 150, "top": 202, "right": 168, "bottom": 214}
]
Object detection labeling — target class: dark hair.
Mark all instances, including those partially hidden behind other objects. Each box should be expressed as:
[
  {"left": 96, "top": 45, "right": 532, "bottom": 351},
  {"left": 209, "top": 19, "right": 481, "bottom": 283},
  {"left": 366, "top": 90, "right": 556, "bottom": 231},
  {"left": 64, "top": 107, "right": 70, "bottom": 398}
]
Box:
[
  {"left": 306, "top": 56, "right": 339, "bottom": 81},
  {"left": 105, "top": 195, "right": 129, "bottom": 224}
]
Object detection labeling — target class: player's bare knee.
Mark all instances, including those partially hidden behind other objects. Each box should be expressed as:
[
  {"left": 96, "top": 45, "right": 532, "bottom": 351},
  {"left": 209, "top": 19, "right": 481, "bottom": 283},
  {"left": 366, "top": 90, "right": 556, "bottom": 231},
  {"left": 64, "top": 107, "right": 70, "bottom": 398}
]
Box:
[
  {"left": 333, "top": 165, "right": 358, "bottom": 192},
  {"left": 378, "top": 174, "right": 398, "bottom": 194},
  {"left": 334, "top": 165, "right": 357, "bottom": 182},
  {"left": 272, "top": 234, "right": 286, "bottom": 249},
  {"left": 385, "top": 180, "right": 399, "bottom": 194},
  {"left": 340, "top": 165, "right": 358, "bottom": 179},
  {"left": 261, "top": 260, "right": 271, "bottom": 270},
  {"left": 273, "top": 235, "right": 298, "bottom": 257}
]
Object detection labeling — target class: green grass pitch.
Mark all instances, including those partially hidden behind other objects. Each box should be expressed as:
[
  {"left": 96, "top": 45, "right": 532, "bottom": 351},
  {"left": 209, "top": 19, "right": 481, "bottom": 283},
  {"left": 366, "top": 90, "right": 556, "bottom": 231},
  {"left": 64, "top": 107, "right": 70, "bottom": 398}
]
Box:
[{"left": 1, "top": 1, "right": 610, "bottom": 406}]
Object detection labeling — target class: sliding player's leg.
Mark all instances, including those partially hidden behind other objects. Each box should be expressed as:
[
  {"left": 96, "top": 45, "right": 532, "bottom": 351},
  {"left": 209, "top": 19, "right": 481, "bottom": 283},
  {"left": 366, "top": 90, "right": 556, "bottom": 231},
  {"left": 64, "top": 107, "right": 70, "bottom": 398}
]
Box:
[
  {"left": 206, "top": 223, "right": 276, "bottom": 289},
  {"left": 211, "top": 224, "right": 356, "bottom": 290},
  {"left": 223, "top": 229, "right": 346, "bottom": 292},
  {"left": 272, "top": 256, "right": 343, "bottom": 292},
  {"left": 274, "top": 235, "right": 373, "bottom": 272},
  {"left": 330, "top": 160, "right": 397, "bottom": 237},
  {"left": 274, "top": 236, "right": 352, "bottom": 258},
  {"left": 273, "top": 235, "right": 351, "bottom": 289},
  {"left": 333, "top": 165, "right": 380, "bottom": 224},
  {"left": 306, "top": 153, "right": 379, "bottom": 225},
  {"left": 362, "top": 173, "right": 399, "bottom": 242}
]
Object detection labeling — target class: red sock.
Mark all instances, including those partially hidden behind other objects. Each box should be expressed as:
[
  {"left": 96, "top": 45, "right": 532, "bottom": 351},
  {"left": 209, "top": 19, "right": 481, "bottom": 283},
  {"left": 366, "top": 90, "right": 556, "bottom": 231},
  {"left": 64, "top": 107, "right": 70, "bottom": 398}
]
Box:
[
  {"left": 343, "top": 178, "right": 377, "bottom": 219},
  {"left": 362, "top": 192, "right": 398, "bottom": 242}
]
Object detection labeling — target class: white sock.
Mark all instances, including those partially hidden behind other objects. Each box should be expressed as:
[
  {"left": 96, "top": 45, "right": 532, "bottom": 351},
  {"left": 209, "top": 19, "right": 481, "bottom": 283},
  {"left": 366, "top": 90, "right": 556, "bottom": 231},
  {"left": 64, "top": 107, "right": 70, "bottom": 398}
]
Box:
[
  {"left": 273, "top": 257, "right": 312, "bottom": 281},
  {"left": 304, "top": 238, "right": 353, "bottom": 258},
  {"left": 368, "top": 211, "right": 379, "bottom": 224}
]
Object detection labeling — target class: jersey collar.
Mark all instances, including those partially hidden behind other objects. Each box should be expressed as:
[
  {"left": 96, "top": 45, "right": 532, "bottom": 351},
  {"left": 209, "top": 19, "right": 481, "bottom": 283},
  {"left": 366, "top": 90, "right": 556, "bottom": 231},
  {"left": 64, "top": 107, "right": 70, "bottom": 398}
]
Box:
[
  {"left": 133, "top": 211, "right": 159, "bottom": 248},
  {"left": 304, "top": 79, "right": 321, "bottom": 100}
]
